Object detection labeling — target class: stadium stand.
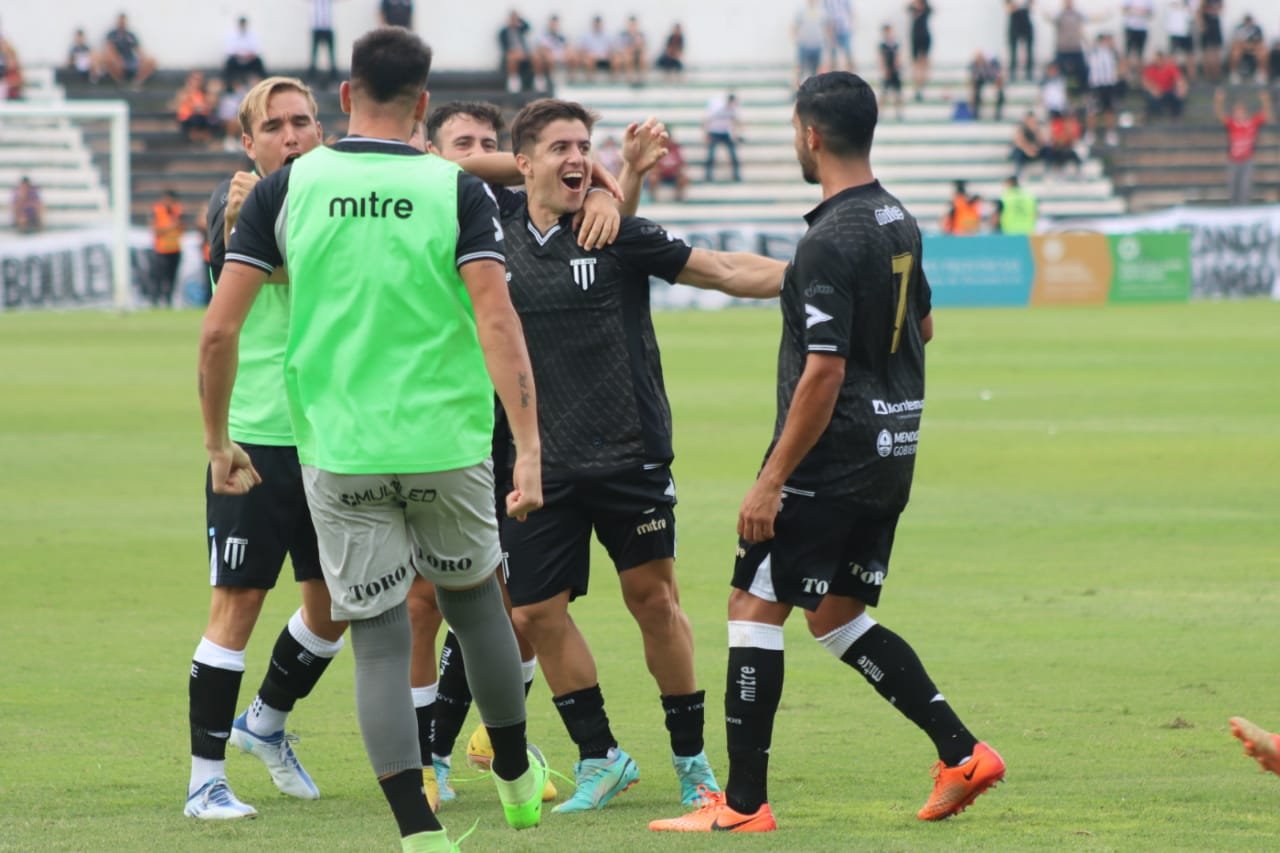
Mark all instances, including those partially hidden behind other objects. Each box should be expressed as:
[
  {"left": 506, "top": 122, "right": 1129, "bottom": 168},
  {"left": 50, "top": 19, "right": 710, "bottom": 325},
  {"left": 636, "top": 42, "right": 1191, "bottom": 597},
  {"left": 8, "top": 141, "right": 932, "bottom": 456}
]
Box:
[
  {"left": 563, "top": 63, "right": 1124, "bottom": 230},
  {"left": 1103, "top": 82, "right": 1279, "bottom": 211},
  {"left": 55, "top": 67, "right": 528, "bottom": 227},
  {"left": 0, "top": 67, "right": 110, "bottom": 229}
]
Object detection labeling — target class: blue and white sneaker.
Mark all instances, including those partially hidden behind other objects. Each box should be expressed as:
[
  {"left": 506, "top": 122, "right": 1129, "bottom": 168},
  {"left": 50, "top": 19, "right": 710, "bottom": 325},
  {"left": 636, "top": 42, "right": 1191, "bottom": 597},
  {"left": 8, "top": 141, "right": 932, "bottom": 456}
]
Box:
[
  {"left": 433, "top": 757, "right": 457, "bottom": 804},
  {"left": 552, "top": 747, "right": 639, "bottom": 813},
  {"left": 184, "top": 776, "right": 257, "bottom": 820},
  {"left": 672, "top": 751, "right": 721, "bottom": 807},
  {"left": 228, "top": 710, "right": 320, "bottom": 799}
]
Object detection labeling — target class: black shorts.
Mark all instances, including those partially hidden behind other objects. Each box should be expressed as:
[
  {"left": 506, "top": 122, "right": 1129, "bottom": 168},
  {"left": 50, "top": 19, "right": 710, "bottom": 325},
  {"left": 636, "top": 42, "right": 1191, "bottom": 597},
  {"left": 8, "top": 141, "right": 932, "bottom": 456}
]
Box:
[
  {"left": 884, "top": 72, "right": 903, "bottom": 92},
  {"left": 1124, "top": 27, "right": 1148, "bottom": 57},
  {"left": 1200, "top": 19, "right": 1223, "bottom": 49},
  {"left": 502, "top": 464, "right": 678, "bottom": 607},
  {"left": 731, "top": 491, "right": 898, "bottom": 611},
  {"left": 1090, "top": 83, "right": 1119, "bottom": 112},
  {"left": 912, "top": 35, "right": 932, "bottom": 60},
  {"left": 205, "top": 444, "right": 322, "bottom": 589},
  {"left": 1169, "top": 35, "right": 1193, "bottom": 54}
]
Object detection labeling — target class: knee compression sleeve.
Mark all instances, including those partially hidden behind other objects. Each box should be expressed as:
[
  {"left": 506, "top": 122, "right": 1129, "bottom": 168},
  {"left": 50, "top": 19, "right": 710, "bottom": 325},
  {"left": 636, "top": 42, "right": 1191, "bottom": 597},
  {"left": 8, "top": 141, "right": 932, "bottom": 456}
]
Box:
[
  {"left": 349, "top": 602, "right": 421, "bottom": 777},
  {"left": 434, "top": 576, "right": 525, "bottom": 730}
]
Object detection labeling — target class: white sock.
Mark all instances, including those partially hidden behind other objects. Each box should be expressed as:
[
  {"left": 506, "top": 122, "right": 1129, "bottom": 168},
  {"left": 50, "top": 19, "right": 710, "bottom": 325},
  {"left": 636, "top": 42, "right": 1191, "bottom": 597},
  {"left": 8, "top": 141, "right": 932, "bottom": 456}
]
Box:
[
  {"left": 189, "top": 757, "right": 225, "bottom": 795},
  {"left": 521, "top": 657, "right": 537, "bottom": 687},
  {"left": 412, "top": 684, "right": 439, "bottom": 708},
  {"left": 246, "top": 694, "right": 288, "bottom": 738}
]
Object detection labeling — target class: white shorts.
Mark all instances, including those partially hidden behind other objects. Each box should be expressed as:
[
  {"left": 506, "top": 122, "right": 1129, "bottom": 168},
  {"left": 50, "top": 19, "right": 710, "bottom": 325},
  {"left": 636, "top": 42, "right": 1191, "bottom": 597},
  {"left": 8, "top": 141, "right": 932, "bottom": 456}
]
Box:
[{"left": 301, "top": 461, "right": 501, "bottom": 620}]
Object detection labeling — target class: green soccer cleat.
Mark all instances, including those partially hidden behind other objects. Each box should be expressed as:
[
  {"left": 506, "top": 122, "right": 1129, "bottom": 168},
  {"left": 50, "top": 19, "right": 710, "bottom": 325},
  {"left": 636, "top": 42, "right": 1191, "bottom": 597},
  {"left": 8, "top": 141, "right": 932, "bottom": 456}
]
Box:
[{"left": 496, "top": 745, "right": 548, "bottom": 830}]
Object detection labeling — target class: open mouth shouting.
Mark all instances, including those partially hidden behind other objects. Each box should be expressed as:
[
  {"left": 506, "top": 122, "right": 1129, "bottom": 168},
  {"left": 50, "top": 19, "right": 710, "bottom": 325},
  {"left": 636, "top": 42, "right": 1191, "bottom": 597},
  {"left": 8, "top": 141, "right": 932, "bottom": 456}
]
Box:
[{"left": 561, "top": 170, "right": 585, "bottom": 192}]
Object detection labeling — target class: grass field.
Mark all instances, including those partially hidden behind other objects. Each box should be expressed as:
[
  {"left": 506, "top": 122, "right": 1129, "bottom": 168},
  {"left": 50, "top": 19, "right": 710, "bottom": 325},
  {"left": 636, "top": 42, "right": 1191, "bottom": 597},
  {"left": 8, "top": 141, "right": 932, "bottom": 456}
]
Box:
[{"left": 1, "top": 301, "right": 1278, "bottom": 852}]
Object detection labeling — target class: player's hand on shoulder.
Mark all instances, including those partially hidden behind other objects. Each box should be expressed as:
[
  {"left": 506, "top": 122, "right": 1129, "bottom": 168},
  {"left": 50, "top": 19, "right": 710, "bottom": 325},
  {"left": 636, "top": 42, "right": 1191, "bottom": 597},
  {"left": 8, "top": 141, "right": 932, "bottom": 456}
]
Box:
[
  {"left": 587, "top": 159, "right": 626, "bottom": 203},
  {"left": 573, "top": 190, "right": 621, "bottom": 249},
  {"left": 208, "top": 441, "right": 262, "bottom": 495}
]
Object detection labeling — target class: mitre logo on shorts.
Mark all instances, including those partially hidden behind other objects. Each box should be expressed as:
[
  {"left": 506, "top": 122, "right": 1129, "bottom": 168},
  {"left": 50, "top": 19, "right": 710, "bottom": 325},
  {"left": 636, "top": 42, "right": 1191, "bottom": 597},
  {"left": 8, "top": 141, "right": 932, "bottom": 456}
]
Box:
[
  {"left": 223, "top": 537, "right": 248, "bottom": 570},
  {"left": 635, "top": 516, "right": 668, "bottom": 536},
  {"left": 570, "top": 257, "right": 597, "bottom": 290}
]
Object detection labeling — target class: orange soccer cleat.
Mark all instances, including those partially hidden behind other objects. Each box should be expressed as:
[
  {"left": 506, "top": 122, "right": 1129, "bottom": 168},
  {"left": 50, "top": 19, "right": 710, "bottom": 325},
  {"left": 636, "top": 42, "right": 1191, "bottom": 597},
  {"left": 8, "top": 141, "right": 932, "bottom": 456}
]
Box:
[
  {"left": 649, "top": 791, "right": 777, "bottom": 833},
  {"left": 1229, "top": 717, "right": 1280, "bottom": 776},
  {"left": 917, "top": 741, "right": 1006, "bottom": 821}
]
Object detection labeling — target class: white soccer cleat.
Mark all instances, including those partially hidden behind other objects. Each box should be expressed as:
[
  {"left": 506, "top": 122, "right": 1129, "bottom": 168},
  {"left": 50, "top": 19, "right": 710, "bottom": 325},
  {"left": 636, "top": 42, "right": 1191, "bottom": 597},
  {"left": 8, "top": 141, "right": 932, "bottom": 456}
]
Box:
[
  {"left": 229, "top": 711, "right": 321, "bottom": 800},
  {"left": 184, "top": 776, "right": 258, "bottom": 820}
]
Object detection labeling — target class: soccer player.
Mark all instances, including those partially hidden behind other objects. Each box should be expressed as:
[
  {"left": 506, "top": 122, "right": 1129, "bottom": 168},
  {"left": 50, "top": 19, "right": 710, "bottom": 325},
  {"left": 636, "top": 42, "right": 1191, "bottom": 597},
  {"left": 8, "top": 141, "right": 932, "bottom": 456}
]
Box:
[
  {"left": 186, "top": 75, "right": 343, "bottom": 821},
  {"left": 200, "top": 28, "right": 547, "bottom": 851},
  {"left": 1230, "top": 717, "right": 1280, "bottom": 776},
  {"left": 498, "top": 98, "right": 787, "bottom": 814},
  {"left": 650, "top": 72, "right": 1006, "bottom": 834}
]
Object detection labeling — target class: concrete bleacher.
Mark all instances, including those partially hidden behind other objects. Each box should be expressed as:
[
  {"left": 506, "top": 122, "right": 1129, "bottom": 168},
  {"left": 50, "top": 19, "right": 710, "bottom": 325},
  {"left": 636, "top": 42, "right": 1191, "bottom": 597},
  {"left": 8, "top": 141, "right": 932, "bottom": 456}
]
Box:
[
  {"left": 563, "top": 64, "right": 1125, "bottom": 229},
  {"left": 1103, "top": 83, "right": 1280, "bottom": 211},
  {"left": 0, "top": 68, "right": 112, "bottom": 230}
]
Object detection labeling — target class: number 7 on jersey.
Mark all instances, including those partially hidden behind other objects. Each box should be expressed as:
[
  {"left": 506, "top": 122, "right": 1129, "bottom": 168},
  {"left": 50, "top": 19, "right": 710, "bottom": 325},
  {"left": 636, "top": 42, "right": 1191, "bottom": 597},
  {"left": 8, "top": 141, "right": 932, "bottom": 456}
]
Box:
[{"left": 890, "top": 252, "right": 914, "bottom": 354}]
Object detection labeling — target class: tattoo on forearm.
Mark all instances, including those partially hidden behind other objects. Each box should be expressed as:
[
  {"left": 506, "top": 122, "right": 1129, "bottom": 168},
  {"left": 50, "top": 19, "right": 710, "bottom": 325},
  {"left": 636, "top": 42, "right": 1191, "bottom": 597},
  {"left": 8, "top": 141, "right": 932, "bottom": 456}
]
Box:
[{"left": 518, "top": 372, "right": 530, "bottom": 408}]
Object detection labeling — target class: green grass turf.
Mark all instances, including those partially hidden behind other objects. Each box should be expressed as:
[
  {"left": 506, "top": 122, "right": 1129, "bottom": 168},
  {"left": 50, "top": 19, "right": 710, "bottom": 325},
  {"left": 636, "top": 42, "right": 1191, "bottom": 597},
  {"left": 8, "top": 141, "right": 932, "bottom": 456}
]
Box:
[{"left": 1, "top": 301, "right": 1277, "bottom": 851}]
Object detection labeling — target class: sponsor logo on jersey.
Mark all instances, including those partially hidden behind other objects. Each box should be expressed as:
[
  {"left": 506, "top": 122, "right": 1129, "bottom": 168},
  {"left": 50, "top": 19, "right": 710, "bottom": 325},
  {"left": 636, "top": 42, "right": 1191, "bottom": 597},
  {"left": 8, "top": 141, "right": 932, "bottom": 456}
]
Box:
[
  {"left": 876, "top": 430, "right": 893, "bottom": 458},
  {"left": 223, "top": 537, "right": 248, "bottom": 570},
  {"left": 876, "top": 428, "right": 919, "bottom": 457},
  {"left": 872, "top": 398, "right": 924, "bottom": 416},
  {"left": 805, "top": 303, "right": 834, "bottom": 328},
  {"left": 804, "top": 282, "right": 834, "bottom": 297},
  {"left": 570, "top": 257, "right": 597, "bottom": 290},
  {"left": 328, "top": 191, "right": 414, "bottom": 220},
  {"left": 874, "top": 205, "right": 905, "bottom": 226}
]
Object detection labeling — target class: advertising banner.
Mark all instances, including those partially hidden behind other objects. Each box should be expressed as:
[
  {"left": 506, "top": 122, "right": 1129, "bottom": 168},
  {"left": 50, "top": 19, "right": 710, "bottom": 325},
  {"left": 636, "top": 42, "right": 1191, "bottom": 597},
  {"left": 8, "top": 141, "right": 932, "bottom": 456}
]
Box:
[
  {"left": 1029, "top": 234, "right": 1113, "bottom": 305},
  {"left": 1107, "top": 232, "right": 1192, "bottom": 303},
  {"left": 922, "top": 235, "right": 1035, "bottom": 307}
]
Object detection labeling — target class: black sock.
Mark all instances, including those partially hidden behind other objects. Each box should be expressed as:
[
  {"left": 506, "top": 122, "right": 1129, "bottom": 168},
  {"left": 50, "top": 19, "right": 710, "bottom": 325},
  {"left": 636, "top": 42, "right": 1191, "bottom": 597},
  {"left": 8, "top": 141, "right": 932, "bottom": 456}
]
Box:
[
  {"left": 487, "top": 720, "right": 530, "bottom": 781},
  {"left": 553, "top": 684, "right": 617, "bottom": 761},
  {"left": 724, "top": 647, "right": 783, "bottom": 814},
  {"left": 415, "top": 701, "right": 434, "bottom": 765},
  {"left": 257, "top": 623, "right": 335, "bottom": 713},
  {"left": 189, "top": 661, "right": 242, "bottom": 760},
  {"left": 662, "top": 690, "right": 706, "bottom": 757},
  {"left": 431, "top": 631, "right": 473, "bottom": 758},
  {"left": 378, "top": 769, "right": 441, "bottom": 837},
  {"left": 841, "top": 624, "right": 978, "bottom": 766}
]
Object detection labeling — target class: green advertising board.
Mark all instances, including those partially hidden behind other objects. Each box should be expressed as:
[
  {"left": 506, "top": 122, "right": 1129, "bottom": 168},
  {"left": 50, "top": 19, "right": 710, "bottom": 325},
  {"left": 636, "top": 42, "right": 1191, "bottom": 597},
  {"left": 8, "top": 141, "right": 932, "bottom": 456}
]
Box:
[{"left": 1107, "top": 232, "right": 1192, "bottom": 303}]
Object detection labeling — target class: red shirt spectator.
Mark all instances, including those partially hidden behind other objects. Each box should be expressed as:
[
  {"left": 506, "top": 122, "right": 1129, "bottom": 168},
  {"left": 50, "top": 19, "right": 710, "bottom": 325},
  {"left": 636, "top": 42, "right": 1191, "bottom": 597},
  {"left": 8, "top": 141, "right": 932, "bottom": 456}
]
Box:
[{"left": 1225, "top": 113, "right": 1265, "bottom": 162}]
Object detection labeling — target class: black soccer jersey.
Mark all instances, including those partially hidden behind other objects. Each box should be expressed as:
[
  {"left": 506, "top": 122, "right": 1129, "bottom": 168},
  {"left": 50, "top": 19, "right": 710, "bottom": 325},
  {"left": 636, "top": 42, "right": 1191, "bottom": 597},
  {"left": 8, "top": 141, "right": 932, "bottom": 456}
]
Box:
[
  {"left": 772, "top": 180, "right": 932, "bottom": 509},
  {"left": 500, "top": 194, "right": 692, "bottom": 478}
]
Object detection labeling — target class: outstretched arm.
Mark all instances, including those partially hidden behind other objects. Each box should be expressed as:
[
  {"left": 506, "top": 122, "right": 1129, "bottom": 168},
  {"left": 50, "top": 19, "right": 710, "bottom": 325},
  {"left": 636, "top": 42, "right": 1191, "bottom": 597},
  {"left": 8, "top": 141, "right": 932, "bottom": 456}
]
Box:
[
  {"left": 675, "top": 248, "right": 787, "bottom": 299},
  {"left": 617, "top": 117, "right": 669, "bottom": 216}
]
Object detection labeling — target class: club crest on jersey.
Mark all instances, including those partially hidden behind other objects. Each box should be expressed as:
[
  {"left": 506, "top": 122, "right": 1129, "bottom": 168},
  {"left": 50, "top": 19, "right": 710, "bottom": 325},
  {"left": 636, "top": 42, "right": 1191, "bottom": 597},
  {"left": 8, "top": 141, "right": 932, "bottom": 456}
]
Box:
[{"left": 570, "top": 257, "right": 597, "bottom": 290}]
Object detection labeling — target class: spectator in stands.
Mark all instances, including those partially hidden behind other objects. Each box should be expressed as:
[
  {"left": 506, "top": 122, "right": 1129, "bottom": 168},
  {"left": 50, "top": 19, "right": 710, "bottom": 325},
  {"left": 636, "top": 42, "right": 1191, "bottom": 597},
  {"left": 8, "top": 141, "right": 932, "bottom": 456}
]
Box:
[
  {"left": 970, "top": 50, "right": 1006, "bottom": 121},
  {"left": 1215, "top": 87, "right": 1273, "bottom": 205},
  {"left": 1142, "top": 50, "right": 1188, "bottom": 119},
  {"left": 223, "top": 17, "right": 267, "bottom": 88},
  {"left": 1198, "top": 0, "right": 1225, "bottom": 83},
  {"left": 942, "top": 180, "right": 983, "bottom": 235},
  {"left": 1006, "top": 0, "right": 1035, "bottom": 82},
  {"left": 909, "top": 0, "right": 933, "bottom": 101},
  {"left": 307, "top": 0, "right": 341, "bottom": 87},
  {"left": 499, "top": 10, "right": 544, "bottom": 93},
  {"left": 825, "top": 0, "right": 855, "bottom": 73},
  {"left": 380, "top": 0, "right": 413, "bottom": 28},
  {"left": 646, "top": 131, "right": 690, "bottom": 202},
  {"left": 1040, "top": 61, "right": 1069, "bottom": 116},
  {"left": 1010, "top": 111, "right": 1046, "bottom": 176},
  {"left": 1164, "top": 0, "right": 1194, "bottom": 74},
  {"left": 704, "top": 92, "right": 742, "bottom": 183},
  {"left": 613, "top": 16, "right": 648, "bottom": 86},
  {"left": 655, "top": 22, "right": 685, "bottom": 78},
  {"left": 1271, "top": 36, "right": 1280, "bottom": 84},
  {"left": 214, "top": 78, "right": 247, "bottom": 151},
  {"left": 1086, "top": 32, "right": 1122, "bottom": 146},
  {"left": 67, "top": 28, "right": 98, "bottom": 83},
  {"left": 1043, "top": 0, "right": 1106, "bottom": 91},
  {"left": 597, "top": 136, "right": 624, "bottom": 176},
  {"left": 102, "top": 13, "right": 156, "bottom": 89},
  {"left": 1121, "top": 0, "right": 1154, "bottom": 77},
  {"left": 173, "top": 70, "right": 216, "bottom": 145},
  {"left": 1228, "top": 14, "right": 1268, "bottom": 83},
  {"left": 880, "top": 25, "right": 906, "bottom": 121},
  {"left": 578, "top": 15, "right": 615, "bottom": 81},
  {"left": 994, "top": 175, "right": 1038, "bottom": 233},
  {"left": 150, "top": 189, "right": 184, "bottom": 307},
  {"left": 794, "top": 0, "right": 826, "bottom": 86},
  {"left": 1046, "top": 109, "right": 1083, "bottom": 176},
  {"left": 11, "top": 176, "right": 43, "bottom": 233},
  {"left": 0, "top": 31, "right": 21, "bottom": 100},
  {"left": 536, "top": 15, "right": 576, "bottom": 83}
]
